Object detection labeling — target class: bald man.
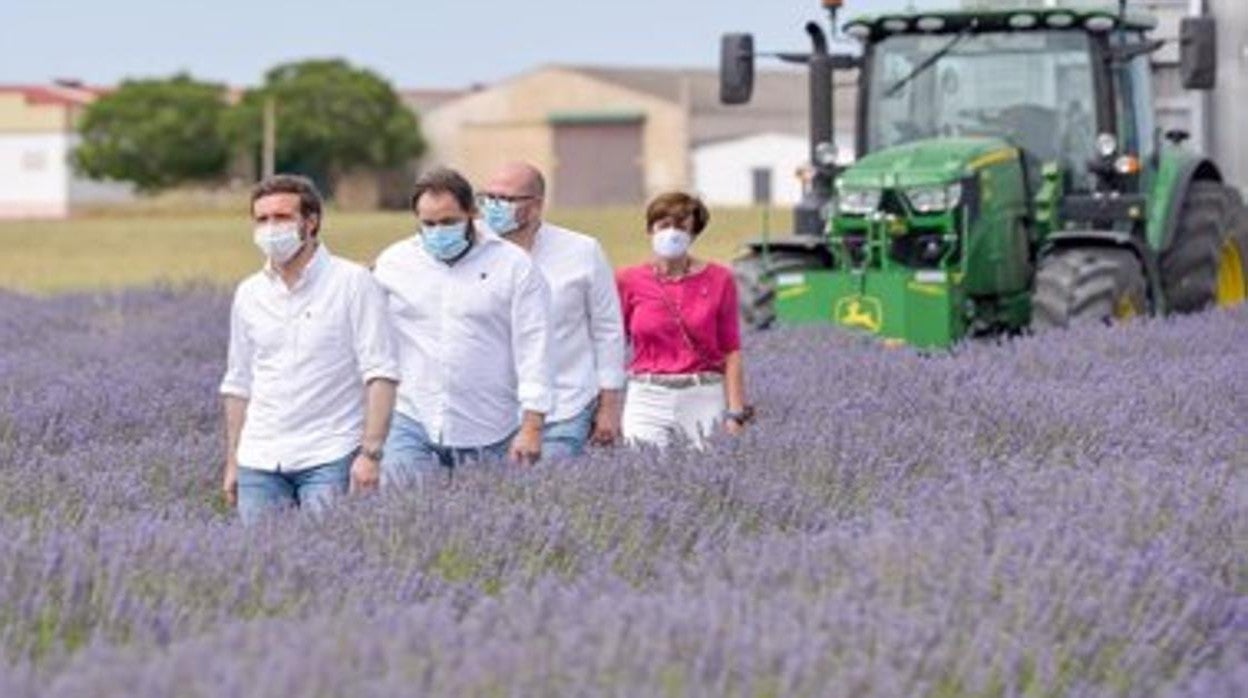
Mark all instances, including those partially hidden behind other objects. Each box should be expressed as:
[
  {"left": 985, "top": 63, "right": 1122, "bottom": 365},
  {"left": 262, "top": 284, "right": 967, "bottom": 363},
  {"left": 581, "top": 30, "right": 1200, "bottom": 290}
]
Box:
[{"left": 478, "top": 163, "right": 626, "bottom": 457}]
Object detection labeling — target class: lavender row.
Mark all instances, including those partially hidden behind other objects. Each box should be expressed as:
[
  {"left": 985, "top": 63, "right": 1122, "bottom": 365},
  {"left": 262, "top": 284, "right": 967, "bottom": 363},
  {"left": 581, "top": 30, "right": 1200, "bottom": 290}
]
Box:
[{"left": 0, "top": 288, "right": 1242, "bottom": 696}]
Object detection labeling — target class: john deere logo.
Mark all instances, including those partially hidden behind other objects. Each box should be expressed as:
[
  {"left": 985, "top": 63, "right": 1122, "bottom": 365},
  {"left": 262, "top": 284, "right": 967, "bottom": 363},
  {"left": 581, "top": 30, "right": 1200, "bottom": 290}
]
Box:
[{"left": 835, "top": 296, "right": 883, "bottom": 333}]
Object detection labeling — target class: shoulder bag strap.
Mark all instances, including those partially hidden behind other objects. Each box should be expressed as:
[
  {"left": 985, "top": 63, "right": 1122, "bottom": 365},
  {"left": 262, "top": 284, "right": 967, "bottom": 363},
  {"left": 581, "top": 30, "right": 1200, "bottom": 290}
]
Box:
[{"left": 652, "top": 267, "right": 724, "bottom": 373}]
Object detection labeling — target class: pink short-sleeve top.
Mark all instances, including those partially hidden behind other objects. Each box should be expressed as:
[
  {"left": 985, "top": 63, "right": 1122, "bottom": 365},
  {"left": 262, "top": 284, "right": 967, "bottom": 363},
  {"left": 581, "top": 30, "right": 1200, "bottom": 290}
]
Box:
[{"left": 616, "top": 262, "right": 741, "bottom": 375}]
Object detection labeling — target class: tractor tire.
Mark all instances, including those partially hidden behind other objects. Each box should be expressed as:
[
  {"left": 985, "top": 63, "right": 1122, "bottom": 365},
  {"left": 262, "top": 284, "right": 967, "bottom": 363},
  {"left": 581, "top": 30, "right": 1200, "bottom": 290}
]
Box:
[
  {"left": 1221, "top": 190, "right": 1248, "bottom": 306},
  {"left": 1031, "top": 247, "right": 1147, "bottom": 330},
  {"left": 733, "top": 250, "right": 825, "bottom": 331},
  {"left": 1161, "top": 181, "right": 1248, "bottom": 312}
]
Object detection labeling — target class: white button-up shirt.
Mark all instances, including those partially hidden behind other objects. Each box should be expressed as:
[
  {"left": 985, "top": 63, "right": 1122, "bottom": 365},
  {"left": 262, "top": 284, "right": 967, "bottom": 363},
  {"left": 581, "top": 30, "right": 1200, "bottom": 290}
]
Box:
[
  {"left": 219, "top": 245, "right": 400, "bottom": 472},
  {"left": 528, "top": 223, "right": 626, "bottom": 422},
  {"left": 373, "top": 228, "right": 553, "bottom": 448}
]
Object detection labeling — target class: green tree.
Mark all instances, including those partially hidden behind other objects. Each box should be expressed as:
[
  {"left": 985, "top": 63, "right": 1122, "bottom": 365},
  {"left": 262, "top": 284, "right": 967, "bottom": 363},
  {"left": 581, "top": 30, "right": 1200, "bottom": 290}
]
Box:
[
  {"left": 73, "top": 75, "right": 231, "bottom": 192},
  {"left": 230, "top": 59, "right": 426, "bottom": 192}
]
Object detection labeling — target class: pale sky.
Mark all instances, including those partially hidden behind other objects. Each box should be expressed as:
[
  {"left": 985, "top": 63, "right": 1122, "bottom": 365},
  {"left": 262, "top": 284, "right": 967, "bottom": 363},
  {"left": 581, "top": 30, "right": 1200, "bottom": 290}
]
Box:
[{"left": 0, "top": 0, "right": 957, "bottom": 90}]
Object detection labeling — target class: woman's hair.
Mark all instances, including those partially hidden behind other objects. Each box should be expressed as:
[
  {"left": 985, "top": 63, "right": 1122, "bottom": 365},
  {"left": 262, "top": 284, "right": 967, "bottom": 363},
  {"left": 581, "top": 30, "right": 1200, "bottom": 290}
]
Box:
[{"left": 645, "top": 192, "right": 710, "bottom": 235}]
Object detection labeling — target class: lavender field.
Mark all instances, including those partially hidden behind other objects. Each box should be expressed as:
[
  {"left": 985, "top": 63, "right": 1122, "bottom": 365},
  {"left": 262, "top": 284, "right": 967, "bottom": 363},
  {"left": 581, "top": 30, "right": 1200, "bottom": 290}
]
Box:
[{"left": 0, "top": 287, "right": 1244, "bottom": 697}]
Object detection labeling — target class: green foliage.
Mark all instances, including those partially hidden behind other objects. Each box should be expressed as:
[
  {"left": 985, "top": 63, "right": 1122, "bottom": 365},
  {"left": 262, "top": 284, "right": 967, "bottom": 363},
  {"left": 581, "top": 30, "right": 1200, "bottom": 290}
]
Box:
[
  {"left": 229, "top": 59, "right": 426, "bottom": 187},
  {"left": 73, "top": 74, "right": 231, "bottom": 193}
]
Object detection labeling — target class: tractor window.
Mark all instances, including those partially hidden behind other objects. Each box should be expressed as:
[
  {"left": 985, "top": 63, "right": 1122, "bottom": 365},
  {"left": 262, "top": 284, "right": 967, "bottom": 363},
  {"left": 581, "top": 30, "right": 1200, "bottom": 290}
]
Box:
[
  {"left": 1114, "top": 39, "right": 1157, "bottom": 164},
  {"left": 868, "top": 30, "right": 1097, "bottom": 186}
]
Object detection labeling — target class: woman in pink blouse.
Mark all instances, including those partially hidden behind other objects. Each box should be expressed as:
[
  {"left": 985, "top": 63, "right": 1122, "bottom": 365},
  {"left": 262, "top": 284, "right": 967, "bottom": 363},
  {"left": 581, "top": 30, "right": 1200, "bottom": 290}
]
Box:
[{"left": 616, "top": 192, "right": 753, "bottom": 448}]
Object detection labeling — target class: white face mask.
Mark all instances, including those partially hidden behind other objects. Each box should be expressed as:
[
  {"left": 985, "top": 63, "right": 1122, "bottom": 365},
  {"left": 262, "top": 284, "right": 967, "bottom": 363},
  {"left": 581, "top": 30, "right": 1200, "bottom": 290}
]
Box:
[
  {"left": 253, "top": 221, "right": 305, "bottom": 264},
  {"left": 651, "top": 227, "right": 693, "bottom": 260}
]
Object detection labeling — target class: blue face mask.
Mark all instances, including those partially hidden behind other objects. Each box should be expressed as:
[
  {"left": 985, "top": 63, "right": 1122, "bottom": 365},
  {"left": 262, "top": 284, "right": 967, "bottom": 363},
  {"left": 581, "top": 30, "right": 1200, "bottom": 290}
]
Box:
[
  {"left": 420, "top": 221, "right": 471, "bottom": 261},
  {"left": 481, "top": 198, "right": 520, "bottom": 235}
]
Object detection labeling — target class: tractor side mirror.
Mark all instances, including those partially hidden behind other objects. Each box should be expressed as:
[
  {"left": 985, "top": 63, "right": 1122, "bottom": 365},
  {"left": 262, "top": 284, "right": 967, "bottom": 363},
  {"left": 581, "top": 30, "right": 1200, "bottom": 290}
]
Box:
[
  {"left": 720, "top": 33, "right": 755, "bottom": 105},
  {"left": 1180, "top": 16, "right": 1217, "bottom": 90}
]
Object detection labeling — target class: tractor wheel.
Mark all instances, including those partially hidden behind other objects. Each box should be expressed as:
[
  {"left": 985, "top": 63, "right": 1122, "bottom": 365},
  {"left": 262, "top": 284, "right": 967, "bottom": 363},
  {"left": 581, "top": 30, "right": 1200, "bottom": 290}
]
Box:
[
  {"left": 1161, "top": 182, "right": 1248, "bottom": 312},
  {"left": 1219, "top": 191, "right": 1248, "bottom": 307},
  {"left": 733, "top": 250, "right": 824, "bottom": 330},
  {"left": 1031, "top": 247, "right": 1147, "bottom": 330}
]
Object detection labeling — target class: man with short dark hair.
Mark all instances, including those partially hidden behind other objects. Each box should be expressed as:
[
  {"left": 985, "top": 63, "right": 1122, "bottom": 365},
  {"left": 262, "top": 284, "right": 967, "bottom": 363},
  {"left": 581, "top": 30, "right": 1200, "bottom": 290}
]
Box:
[
  {"left": 480, "top": 162, "right": 625, "bottom": 456},
  {"left": 220, "top": 174, "right": 399, "bottom": 524},
  {"left": 374, "top": 167, "right": 553, "bottom": 486}
]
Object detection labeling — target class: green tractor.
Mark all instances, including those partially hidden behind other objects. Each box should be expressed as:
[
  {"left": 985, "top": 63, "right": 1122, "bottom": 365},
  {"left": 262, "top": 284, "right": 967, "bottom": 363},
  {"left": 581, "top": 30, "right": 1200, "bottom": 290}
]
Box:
[{"left": 722, "top": 0, "right": 1248, "bottom": 348}]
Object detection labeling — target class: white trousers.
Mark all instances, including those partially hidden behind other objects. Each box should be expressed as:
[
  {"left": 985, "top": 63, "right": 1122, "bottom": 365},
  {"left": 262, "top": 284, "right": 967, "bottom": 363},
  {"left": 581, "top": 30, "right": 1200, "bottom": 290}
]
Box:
[{"left": 622, "top": 381, "right": 725, "bottom": 449}]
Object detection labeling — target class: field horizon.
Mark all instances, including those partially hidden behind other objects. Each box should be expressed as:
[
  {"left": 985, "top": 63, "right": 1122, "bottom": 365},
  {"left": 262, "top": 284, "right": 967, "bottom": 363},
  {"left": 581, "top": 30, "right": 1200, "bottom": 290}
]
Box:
[{"left": 0, "top": 206, "right": 792, "bottom": 294}]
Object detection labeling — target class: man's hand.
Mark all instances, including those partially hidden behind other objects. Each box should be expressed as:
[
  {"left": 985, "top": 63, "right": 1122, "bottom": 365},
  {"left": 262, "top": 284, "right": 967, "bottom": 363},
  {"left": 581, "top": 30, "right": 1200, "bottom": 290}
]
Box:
[
  {"left": 723, "top": 418, "right": 745, "bottom": 437},
  {"left": 222, "top": 460, "right": 238, "bottom": 508},
  {"left": 509, "top": 412, "right": 544, "bottom": 465},
  {"left": 590, "top": 391, "right": 623, "bottom": 446},
  {"left": 350, "top": 452, "right": 381, "bottom": 493}
]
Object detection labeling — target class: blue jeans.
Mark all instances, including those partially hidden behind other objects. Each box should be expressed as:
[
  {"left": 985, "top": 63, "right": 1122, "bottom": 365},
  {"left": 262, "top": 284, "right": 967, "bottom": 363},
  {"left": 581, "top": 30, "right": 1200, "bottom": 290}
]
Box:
[
  {"left": 237, "top": 451, "right": 353, "bottom": 525},
  {"left": 382, "top": 412, "right": 511, "bottom": 488},
  {"left": 543, "top": 398, "right": 597, "bottom": 459}
]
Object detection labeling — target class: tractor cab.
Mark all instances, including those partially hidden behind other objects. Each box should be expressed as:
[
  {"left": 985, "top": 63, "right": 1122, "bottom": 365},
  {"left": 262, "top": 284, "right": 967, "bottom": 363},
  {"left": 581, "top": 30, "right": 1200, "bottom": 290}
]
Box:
[{"left": 861, "top": 16, "right": 1120, "bottom": 193}]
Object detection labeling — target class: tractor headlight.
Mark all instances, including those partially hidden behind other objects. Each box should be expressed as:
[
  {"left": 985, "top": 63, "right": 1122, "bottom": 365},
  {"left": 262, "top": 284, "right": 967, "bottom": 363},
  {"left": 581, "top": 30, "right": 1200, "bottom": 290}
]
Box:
[
  {"left": 905, "top": 182, "right": 963, "bottom": 213},
  {"left": 837, "top": 187, "right": 882, "bottom": 215}
]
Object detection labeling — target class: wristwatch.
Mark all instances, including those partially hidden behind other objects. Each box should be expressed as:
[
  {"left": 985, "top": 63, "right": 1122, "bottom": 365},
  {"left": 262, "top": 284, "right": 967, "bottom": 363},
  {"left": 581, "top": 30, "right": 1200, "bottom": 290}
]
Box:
[
  {"left": 359, "top": 445, "right": 384, "bottom": 462},
  {"left": 724, "top": 405, "right": 755, "bottom": 426}
]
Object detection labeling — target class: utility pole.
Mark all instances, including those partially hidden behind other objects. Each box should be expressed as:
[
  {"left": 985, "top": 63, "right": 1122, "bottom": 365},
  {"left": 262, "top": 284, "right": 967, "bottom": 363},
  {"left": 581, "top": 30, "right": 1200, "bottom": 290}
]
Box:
[{"left": 261, "top": 95, "right": 276, "bottom": 179}]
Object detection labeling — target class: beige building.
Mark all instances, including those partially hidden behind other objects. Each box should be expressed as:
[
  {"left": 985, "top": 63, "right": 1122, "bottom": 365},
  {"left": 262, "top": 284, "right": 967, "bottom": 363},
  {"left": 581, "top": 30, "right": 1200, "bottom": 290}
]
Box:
[
  {"left": 0, "top": 83, "right": 132, "bottom": 219},
  {"left": 419, "top": 65, "right": 853, "bottom": 207}
]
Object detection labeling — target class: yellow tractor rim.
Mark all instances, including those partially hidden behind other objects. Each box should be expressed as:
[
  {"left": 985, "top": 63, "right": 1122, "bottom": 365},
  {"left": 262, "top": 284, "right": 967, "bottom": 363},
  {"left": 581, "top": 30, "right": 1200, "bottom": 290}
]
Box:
[
  {"left": 1114, "top": 295, "right": 1139, "bottom": 320},
  {"left": 1215, "top": 238, "right": 1246, "bottom": 307}
]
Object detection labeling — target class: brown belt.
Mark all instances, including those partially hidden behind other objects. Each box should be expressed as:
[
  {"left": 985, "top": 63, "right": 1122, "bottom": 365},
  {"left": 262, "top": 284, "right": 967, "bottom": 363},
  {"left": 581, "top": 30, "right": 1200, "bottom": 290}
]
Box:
[{"left": 630, "top": 372, "right": 723, "bottom": 389}]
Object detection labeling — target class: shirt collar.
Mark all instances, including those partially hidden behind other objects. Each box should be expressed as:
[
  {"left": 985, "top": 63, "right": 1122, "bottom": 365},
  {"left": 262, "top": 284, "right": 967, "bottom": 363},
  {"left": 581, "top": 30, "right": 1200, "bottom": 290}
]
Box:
[
  {"left": 414, "top": 222, "right": 504, "bottom": 265},
  {"left": 262, "top": 242, "right": 329, "bottom": 289},
  {"left": 530, "top": 221, "right": 550, "bottom": 254},
  {"left": 474, "top": 223, "right": 506, "bottom": 248}
]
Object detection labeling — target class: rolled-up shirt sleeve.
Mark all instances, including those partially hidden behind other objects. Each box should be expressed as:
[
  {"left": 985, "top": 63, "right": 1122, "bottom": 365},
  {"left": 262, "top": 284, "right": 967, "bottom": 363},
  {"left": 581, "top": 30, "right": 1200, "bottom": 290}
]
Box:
[
  {"left": 350, "top": 272, "right": 401, "bottom": 384},
  {"left": 219, "top": 288, "right": 254, "bottom": 399},
  {"left": 511, "top": 261, "right": 554, "bottom": 415},
  {"left": 587, "top": 242, "right": 626, "bottom": 390}
]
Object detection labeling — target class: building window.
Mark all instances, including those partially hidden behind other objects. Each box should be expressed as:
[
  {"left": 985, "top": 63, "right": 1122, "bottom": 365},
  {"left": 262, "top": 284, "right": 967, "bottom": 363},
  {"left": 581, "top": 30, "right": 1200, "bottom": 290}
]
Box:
[{"left": 751, "top": 167, "right": 773, "bottom": 205}]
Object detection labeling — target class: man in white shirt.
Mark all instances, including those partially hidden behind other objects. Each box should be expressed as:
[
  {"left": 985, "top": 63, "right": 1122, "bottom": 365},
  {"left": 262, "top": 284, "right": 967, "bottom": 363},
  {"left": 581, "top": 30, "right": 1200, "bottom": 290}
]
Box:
[
  {"left": 220, "top": 174, "right": 400, "bottom": 524},
  {"left": 373, "top": 167, "right": 553, "bottom": 486},
  {"left": 480, "top": 162, "right": 626, "bottom": 457}
]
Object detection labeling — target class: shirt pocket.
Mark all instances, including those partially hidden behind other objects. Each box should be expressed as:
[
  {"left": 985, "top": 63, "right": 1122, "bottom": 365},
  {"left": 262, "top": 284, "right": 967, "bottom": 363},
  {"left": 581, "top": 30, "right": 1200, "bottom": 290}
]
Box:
[
  {"left": 455, "top": 270, "right": 511, "bottom": 323},
  {"left": 299, "top": 302, "right": 346, "bottom": 356}
]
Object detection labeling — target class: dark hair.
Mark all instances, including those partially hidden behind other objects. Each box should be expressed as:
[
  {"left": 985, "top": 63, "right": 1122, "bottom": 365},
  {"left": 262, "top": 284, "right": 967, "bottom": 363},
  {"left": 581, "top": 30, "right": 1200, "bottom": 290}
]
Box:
[
  {"left": 410, "top": 167, "right": 475, "bottom": 213},
  {"left": 250, "top": 174, "right": 323, "bottom": 233},
  {"left": 645, "top": 191, "right": 710, "bottom": 236}
]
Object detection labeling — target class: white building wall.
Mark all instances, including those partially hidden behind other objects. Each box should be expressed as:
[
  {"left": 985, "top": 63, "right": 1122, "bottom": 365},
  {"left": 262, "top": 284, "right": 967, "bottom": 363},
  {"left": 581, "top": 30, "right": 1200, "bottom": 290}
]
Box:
[
  {"left": 1145, "top": 0, "right": 1248, "bottom": 193},
  {"left": 0, "top": 132, "right": 70, "bottom": 218},
  {"left": 1207, "top": 0, "right": 1248, "bottom": 192},
  {"left": 693, "top": 132, "right": 853, "bottom": 207},
  {"left": 66, "top": 134, "right": 134, "bottom": 207},
  {"left": 0, "top": 132, "right": 133, "bottom": 219}
]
